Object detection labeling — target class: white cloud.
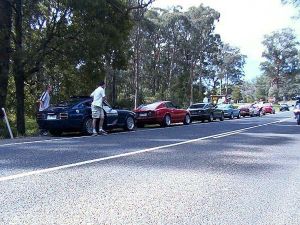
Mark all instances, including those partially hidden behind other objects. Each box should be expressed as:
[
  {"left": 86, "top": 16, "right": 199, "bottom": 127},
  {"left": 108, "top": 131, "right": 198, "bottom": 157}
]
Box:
[{"left": 151, "top": 0, "right": 300, "bottom": 80}]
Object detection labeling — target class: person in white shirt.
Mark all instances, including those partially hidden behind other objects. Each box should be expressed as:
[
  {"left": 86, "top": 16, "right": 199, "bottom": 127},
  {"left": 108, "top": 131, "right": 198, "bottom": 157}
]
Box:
[
  {"left": 38, "top": 85, "right": 52, "bottom": 135},
  {"left": 39, "top": 85, "right": 52, "bottom": 111},
  {"left": 90, "top": 81, "right": 107, "bottom": 135}
]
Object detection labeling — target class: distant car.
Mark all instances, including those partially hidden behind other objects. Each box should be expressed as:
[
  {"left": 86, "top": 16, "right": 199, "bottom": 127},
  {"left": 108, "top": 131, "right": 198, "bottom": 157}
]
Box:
[
  {"left": 280, "top": 103, "right": 289, "bottom": 111},
  {"left": 134, "top": 101, "right": 191, "bottom": 127},
  {"left": 262, "top": 103, "right": 275, "bottom": 114},
  {"left": 188, "top": 103, "right": 224, "bottom": 122},
  {"left": 239, "top": 104, "right": 262, "bottom": 117},
  {"left": 37, "top": 97, "right": 136, "bottom": 136},
  {"left": 216, "top": 104, "right": 240, "bottom": 119}
]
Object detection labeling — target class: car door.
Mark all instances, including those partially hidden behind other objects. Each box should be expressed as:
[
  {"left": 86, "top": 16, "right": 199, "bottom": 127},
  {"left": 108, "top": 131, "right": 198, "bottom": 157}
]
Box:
[
  {"left": 211, "top": 103, "right": 221, "bottom": 117},
  {"left": 103, "top": 102, "right": 118, "bottom": 126},
  {"left": 165, "top": 102, "right": 180, "bottom": 122}
]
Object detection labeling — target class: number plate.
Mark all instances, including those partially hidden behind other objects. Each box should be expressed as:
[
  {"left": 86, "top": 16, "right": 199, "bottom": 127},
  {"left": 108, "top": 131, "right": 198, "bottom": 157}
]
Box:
[
  {"left": 47, "top": 115, "right": 57, "bottom": 120},
  {"left": 139, "top": 113, "right": 147, "bottom": 117}
]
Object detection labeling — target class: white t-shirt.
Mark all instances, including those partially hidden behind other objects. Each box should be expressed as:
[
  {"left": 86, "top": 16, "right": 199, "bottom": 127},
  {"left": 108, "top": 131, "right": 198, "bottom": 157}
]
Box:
[
  {"left": 90, "top": 86, "right": 105, "bottom": 107},
  {"left": 39, "top": 91, "right": 50, "bottom": 111}
]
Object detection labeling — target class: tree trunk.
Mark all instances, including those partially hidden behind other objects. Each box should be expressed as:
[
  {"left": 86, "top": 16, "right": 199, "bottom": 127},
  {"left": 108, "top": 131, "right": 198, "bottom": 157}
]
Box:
[
  {"left": 13, "top": 0, "right": 25, "bottom": 134},
  {"left": 112, "top": 70, "right": 116, "bottom": 106},
  {"left": 0, "top": 0, "right": 12, "bottom": 109},
  {"left": 134, "top": 23, "right": 141, "bottom": 109}
]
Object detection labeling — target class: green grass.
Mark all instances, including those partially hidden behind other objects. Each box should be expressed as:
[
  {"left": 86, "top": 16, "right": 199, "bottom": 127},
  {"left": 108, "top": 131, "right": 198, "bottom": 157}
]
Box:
[{"left": 0, "top": 116, "right": 39, "bottom": 139}]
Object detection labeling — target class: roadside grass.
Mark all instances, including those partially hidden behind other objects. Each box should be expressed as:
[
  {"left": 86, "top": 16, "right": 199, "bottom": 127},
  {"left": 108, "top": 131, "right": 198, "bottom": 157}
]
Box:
[{"left": 0, "top": 116, "right": 38, "bottom": 139}]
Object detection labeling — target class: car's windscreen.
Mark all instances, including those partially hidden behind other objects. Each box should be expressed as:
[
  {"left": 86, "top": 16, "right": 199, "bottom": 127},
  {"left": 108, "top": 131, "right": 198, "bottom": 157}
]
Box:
[
  {"left": 189, "top": 103, "right": 205, "bottom": 109},
  {"left": 217, "top": 104, "right": 229, "bottom": 109},
  {"left": 55, "top": 99, "right": 85, "bottom": 107},
  {"left": 138, "top": 102, "right": 162, "bottom": 110}
]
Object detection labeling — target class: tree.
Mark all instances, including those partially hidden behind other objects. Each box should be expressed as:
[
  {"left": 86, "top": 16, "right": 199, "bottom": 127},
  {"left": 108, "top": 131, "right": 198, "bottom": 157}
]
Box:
[
  {"left": 260, "top": 28, "right": 300, "bottom": 100},
  {"left": 0, "top": 0, "right": 12, "bottom": 110}
]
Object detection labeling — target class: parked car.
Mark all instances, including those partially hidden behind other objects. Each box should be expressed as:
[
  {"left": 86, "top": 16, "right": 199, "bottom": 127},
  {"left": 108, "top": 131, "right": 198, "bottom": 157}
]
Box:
[
  {"left": 239, "top": 104, "right": 262, "bottom": 117},
  {"left": 280, "top": 103, "right": 289, "bottom": 111},
  {"left": 261, "top": 103, "right": 275, "bottom": 114},
  {"left": 216, "top": 104, "right": 240, "bottom": 119},
  {"left": 134, "top": 101, "right": 191, "bottom": 127},
  {"left": 187, "top": 103, "right": 224, "bottom": 122},
  {"left": 37, "top": 96, "right": 136, "bottom": 136}
]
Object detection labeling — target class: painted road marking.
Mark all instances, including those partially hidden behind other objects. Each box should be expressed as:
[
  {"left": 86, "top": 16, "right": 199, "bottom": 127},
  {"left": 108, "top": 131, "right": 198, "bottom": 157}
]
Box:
[{"left": 0, "top": 118, "right": 291, "bottom": 182}]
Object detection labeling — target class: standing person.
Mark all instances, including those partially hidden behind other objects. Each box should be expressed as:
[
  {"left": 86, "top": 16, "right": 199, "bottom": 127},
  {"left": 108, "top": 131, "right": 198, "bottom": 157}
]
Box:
[
  {"left": 90, "top": 81, "right": 107, "bottom": 136},
  {"left": 38, "top": 85, "right": 52, "bottom": 135},
  {"left": 39, "top": 85, "right": 52, "bottom": 112}
]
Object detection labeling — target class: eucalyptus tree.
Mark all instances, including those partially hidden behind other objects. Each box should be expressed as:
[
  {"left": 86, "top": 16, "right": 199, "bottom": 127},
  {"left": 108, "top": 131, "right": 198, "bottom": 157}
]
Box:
[
  {"left": 184, "top": 5, "right": 220, "bottom": 105},
  {"left": 260, "top": 28, "right": 300, "bottom": 100},
  {"left": 219, "top": 43, "right": 246, "bottom": 95},
  {"left": 0, "top": 0, "right": 12, "bottom": 110},
  {"left": 5, "top": 0, "right": 151, "bottom": 134}
]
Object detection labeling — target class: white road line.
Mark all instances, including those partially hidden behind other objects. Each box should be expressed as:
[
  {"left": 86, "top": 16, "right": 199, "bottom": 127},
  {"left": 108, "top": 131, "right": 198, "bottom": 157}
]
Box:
[{"left": 0, "top": 118, "right": 291, "bottom": 182}]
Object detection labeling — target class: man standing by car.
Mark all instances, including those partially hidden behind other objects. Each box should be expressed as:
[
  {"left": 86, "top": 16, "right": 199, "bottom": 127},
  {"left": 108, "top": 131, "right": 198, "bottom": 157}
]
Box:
[
  {"left": 38, "top": 85, "right": 52, "bottom": 135},
  {"left": 39, "top": 85, "right": 52, "bottom": 112},
  {"left": 90, "top": 81, "right": 107, "bottom": 136}
]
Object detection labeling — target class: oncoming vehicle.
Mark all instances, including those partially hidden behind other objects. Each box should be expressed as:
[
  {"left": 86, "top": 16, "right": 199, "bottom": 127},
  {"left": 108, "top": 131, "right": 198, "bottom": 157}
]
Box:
[
  {"left": 293, "top": 104, "right": 300, "bottom": 125},
  {"left": 36, "top": 96, "right": 136, "bottom": 136},
  {"left": 216, "top": 104, "right": 240, "bottom": 119},
  {"left": 188, "top": 103, "right": 224, "bottom": 122},
  {"left": 134, "top": 101, "right": 191, "bottom": 127},
  {"left": 279, "top": 104, "right": 289, "bottom": 111}
]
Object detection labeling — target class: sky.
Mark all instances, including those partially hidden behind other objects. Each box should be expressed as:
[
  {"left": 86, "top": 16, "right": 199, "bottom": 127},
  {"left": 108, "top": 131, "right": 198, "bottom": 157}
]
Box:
[{"left": 150, "top": 0, "right": 300, "bottom": 81}]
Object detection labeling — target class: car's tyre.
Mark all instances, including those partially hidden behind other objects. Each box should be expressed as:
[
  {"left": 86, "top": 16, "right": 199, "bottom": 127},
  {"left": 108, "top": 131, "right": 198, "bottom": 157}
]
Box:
[
  {"left": 82, "top": 117, "right": 93, "bottom": 135},
  {"left": 124, "top": 116, "right": 135, "bottom": 131},
  {"left": 220, "top": 113, "right": 224, "bottom": 121},
  {"left": 237, "top": 113, "right": 241, "bottom": 119},
  {"left": 49, "top": 130, "right": 62, "bottom": 136},
  {"left": 208, "top": 113, "right": 214, "bottom": 122},
  {"left": 201, "top": 119, "right": 205, "bottom": 123},
  {"left": 183, "top": 114, "right": 191, "bottom": 125},
  {"left": 230, "top": 113, "right": 234, "bottom": 120},
  {"left": 161, "top": 114, "right": 171, "bottom": 127}
]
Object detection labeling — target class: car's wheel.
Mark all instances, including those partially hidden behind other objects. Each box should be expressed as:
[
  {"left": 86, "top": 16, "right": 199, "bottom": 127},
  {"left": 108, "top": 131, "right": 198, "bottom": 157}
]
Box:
[
  {"left": 82, "top": 117, "right": 93, "bottom": 135},
  {"left": 49, "top": 130, "right": 62, "bottom": 136},
  {"left": 183, "top": 114, "right": 191, "bottom": 125},
  {"left": 237, "top": 113, "right": 241, "bottom": 119},
  {"left": 220, "top": 113, "right": 224, "bottom": 121},
  {"left": 230, "top": 113, "right": 234, "bottom": 120},
  {"left": 208, "top": 113, "right": 214, "bottom": 122},
  {"left": 124, "top": 116, "right": 135, "bottom": 131},
  {"left": 201, "top": 119, "right": 205, "bottom": 123},
  {"left": 161, "top": 114, "right": 171, "bottom": 127},
  {"left": 272, "top": 110, "right": 275, "bottom": 114}
]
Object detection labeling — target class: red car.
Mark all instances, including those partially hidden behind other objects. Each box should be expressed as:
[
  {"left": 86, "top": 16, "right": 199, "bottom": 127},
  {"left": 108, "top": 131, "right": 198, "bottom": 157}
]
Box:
[
  {"left": 134, "top": 101, "right": 191, "bottom": 127},
  {"left": 262, "top": 103, "right": 275, "bottom": 114}
]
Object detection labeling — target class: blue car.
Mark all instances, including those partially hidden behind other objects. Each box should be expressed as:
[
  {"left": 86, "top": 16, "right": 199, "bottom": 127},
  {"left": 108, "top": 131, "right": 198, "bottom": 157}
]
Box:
[
  {"left": 216, "top": 104, "right": 240, "bottom": 119},
  {"left": 37, "top": 96, "right": 136, "bottom": 136}
]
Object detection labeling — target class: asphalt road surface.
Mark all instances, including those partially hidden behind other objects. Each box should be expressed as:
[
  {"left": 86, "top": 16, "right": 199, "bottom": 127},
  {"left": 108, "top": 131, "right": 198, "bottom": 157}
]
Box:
[{"left": 0, "top": 111, "right": 299, "bottom": 225}]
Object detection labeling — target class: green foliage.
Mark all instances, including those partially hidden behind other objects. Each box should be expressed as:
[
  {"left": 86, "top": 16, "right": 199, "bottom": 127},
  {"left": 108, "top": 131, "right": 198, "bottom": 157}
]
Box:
[{"left": 260, "top": 28, "right": 300, "bottom": 100}]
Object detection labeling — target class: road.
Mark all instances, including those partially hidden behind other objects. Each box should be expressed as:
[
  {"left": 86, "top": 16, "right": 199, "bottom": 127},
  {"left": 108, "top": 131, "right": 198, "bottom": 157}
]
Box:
[{"left": 0, "top": 111, "right": 299, "bottom": 225}]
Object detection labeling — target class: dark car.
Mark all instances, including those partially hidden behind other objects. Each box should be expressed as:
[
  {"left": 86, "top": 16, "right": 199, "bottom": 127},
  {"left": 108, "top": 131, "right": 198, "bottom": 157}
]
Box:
[
  {"left": 280, "top": 103, "right": 289, "bottom": 111},
  {"left": 216, "top": 104, "right": 240, "bottom": 119},
  {"left": 187, "top": 103, "right": 224, "bottom": 122},
  {"left": 134, "top": 101, "right": 191, "bottom": 127},
  {"left": 37, "top": 97, "right": 136, "bottom": 136}
]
